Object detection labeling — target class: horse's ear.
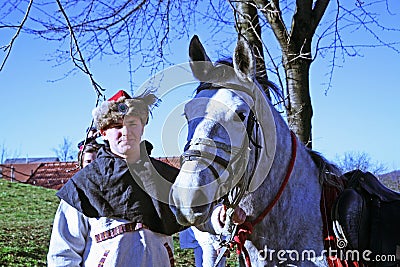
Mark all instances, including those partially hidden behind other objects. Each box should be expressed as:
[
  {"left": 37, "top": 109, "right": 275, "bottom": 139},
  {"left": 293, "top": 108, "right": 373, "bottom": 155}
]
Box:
[
  {"left": 233, "top": 36, "right": 256, "bottom": 81},
  {"left": 189, "top": 35, "right": 214, "bottom": 81}
]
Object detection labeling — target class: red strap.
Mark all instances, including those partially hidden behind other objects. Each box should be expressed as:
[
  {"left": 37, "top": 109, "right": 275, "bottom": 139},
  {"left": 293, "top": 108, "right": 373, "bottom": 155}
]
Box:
[
  {"left": 97, "top": 250, "right": 110, "bottom": 267},
  {"left": 321, "top": 182, "right": 363, "bottom": 267},
  {"left": 233, "top": 222, "right": 253, "bottom": 254},
  {"left": 95, "top": 222, "right": 148, "bottom": 243},
  {"left": 233, "top": 222, "right": 253, "bottom": 266},
  {"left": 164, "top": 242, "right": 175, "bottom": 267},
  {"left": 230, "top": 131, "right": 297, "bottom": 267},
  {"left": 251, "top": 131, "right": 297, "bottom": 226}
]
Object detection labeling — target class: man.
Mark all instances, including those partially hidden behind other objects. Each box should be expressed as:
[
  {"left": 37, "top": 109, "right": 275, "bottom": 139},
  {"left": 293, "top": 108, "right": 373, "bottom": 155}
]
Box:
[
  {"left": 180, "top": 226, "right": 226, "bottom": 267},
  {"left": 77, "top": 141, "right": 102, "bottom": 168},
  {"left": 79, "top": 143, "right": 99, "bottom": 168},
  {"left": 48, "top": 90, "right": 245, "bottom": 267},
  {"left": 77, "top": 127, "right": 101, "bottom": 168}
]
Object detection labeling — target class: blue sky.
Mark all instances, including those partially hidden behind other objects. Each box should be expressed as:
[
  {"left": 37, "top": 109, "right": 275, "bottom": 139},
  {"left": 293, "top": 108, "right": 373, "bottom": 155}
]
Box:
[{"left": 0, "top": 3, "right": 399, "bottom": 172}]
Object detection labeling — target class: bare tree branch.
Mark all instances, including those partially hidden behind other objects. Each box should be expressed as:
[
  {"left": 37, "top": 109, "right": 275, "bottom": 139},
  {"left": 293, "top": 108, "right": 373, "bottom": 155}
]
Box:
[
  {"left": 0, "top": 0, "right": 33, "bottom": 71},
  {"left": 312, "top": 0, "right": 330, "bottom": 32},
  {"left": 230, "top": 0, "right": 273, "bottom": 99},
  {"left": 255, "top": 0, "right": 289, "bottom": 50},
  {"left": 1, "top": 0, "right": 400, "bottom": 148},
  {"left": 52, "top": 137, "right": 76, "bottom": 161},
  {"left": 55, "top": 0, "right": 105, "bottom": 98}
]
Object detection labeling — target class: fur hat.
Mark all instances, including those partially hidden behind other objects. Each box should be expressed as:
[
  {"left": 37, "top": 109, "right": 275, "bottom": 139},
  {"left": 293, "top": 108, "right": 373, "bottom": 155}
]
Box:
[{"left": 92, "top": 90, "right": 158, "bottom": 130}]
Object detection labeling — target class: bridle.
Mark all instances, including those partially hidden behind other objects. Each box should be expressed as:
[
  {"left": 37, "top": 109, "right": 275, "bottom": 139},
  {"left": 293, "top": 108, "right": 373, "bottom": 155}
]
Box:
[
  {"left": 179, "top": 85, "right": 298, "bottom": 267},
  {"left": 180, "top": 106, "right": 260, "bottom": 193},
  {"left": 181, "top": 138, "right": 243, "bottom": 180},
  {"left": 180, "top": 87, "right": 263, "bottom": 248}
]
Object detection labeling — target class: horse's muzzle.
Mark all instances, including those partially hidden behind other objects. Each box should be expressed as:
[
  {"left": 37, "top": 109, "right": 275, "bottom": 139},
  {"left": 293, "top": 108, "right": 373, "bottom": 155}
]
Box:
[
  {"left": 173, "top": 206, "right": 211, "bottom": 226},
  {"left": 170, "top": 188, "right": 213, "bottom": 225}
]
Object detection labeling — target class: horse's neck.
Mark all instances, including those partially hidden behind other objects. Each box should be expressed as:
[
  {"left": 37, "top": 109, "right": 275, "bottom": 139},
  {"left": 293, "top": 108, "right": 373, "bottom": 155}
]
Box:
[
  {"left": 263, "top": 110, "right": 297, "bottom": 195},
  {"left": 245, "top": 105, "right": 323, "bottom": 234},
  {"left": 267, "top": 108, "right": 321, "bottom": 199}
]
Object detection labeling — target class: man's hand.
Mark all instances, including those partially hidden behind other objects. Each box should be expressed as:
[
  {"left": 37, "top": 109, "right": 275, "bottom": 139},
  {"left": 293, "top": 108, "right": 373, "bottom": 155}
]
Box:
[{"left": 219, "top": 205, "right": 246, "bottom": 225}]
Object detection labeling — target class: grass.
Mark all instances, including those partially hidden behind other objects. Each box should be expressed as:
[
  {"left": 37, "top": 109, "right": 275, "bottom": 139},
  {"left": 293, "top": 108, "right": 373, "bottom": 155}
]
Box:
[
  {"left": 0, "top": 180, "right": 238, "bottom": 266},
  {"left": 0, "top": 180, "right": 57, "bottom": 267}
]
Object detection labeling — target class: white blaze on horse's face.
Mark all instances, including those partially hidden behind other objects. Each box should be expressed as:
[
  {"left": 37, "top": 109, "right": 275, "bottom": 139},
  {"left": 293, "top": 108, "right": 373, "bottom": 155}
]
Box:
[
  {"left": 171, "top": 88, "right": 254, "bottom": 225},
  {"left": 187, "top": 89, "right": 253, "bottom": 148}
]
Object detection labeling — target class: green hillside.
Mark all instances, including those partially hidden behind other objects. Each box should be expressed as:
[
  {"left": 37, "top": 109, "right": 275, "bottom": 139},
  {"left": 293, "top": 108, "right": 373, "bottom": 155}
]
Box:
[
  {"left": 0, "top": 180, "right": 59, "bottom": 266},
  {"left": 0, "top": 180, "right": 238, "bottom": 267}
]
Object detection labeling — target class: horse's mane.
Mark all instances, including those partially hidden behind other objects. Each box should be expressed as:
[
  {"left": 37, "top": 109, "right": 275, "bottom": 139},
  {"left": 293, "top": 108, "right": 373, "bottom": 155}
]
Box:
[
  {"left": 308, "top": 149, "right": 344, "bottom": 190},
  {"left": 195, "top": 58, "right": 284, "bottom": 104}
]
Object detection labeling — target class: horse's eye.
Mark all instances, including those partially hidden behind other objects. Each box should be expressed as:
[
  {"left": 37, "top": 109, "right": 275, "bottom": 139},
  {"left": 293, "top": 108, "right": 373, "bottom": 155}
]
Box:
[{"left": 234, "top": 111, "right": 246, "bottom": 122}]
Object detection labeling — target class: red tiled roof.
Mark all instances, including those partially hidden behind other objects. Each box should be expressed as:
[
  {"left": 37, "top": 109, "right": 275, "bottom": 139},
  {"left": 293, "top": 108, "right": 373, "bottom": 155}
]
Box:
[
  {"left": 27, "top": 162, "right": 79, "bottom": 190},
  {"left": 1, "top": 156, "right": 180, "bottom": 191},
  {"left": 0, "top": 163, "right": 42, "bottom": 183},
  {"left": 154, "top": 156, "right": 181, "bottom": 169},
  {"left": 4, "top": 157, "right": 59, "bottom": 164}
]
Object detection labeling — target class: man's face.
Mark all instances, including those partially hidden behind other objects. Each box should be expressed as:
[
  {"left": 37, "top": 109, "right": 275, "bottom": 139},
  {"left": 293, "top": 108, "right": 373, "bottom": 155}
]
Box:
[
  {"left": 82, "top": 152, "right": 97, "bottom": 168},
  {"left": 100, "top": 116, "right": 144, "bottom": 159}
]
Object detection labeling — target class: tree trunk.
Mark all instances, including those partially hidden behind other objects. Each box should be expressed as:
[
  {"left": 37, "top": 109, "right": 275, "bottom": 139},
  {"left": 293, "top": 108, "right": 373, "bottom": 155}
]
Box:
[
  {"left": 284, "top": 57, "right": 313, "bottom": 148},
  {"left": 234, "top": 1, "right": 271, "bottom": 99},
  {"left": 254, "top": 0, "right": 323, "bottom": 148}
]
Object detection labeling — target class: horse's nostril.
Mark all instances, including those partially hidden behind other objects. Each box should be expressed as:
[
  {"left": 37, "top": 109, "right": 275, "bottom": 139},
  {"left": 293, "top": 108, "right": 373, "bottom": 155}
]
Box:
[
  {"left": 175, "top": 211, "right": 191, "bottom": 226},
  {"left": 191, "top": 203, "right": 211, "bottom": 216}
]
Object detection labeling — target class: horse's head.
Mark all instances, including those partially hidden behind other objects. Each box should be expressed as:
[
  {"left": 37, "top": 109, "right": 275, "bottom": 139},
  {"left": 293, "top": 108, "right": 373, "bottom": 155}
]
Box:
[{"left": 170, "top": 35, "right": 265, "bottom": 226}]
